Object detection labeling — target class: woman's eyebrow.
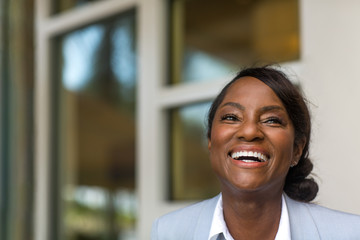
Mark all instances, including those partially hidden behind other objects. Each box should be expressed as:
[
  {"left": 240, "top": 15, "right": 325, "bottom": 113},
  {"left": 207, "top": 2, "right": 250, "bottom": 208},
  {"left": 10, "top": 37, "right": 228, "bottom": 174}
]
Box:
[
  {"left": 221, "top": 102, "right": 285, "bottom": 113},
  {"left": 260, "top": 105, "right": 285, "bottom": 113},
  {"left": 221, "top": 102, "right": 245, "bottom": 110}
]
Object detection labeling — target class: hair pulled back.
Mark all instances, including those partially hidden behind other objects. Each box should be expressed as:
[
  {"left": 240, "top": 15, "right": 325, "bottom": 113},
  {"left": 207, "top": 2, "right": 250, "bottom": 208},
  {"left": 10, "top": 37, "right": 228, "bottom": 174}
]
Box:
[{"left": 207, "top": 66, "right": 318, "bottom": 202}]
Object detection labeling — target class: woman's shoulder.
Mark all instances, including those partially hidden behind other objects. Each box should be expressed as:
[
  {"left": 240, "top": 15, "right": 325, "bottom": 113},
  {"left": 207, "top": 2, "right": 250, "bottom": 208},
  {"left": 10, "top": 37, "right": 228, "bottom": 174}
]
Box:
[
  {"left": 151, "top": 195, "right": 219, "bottom": 239},
  {"left": 289, "top": 196, "right": 360, "bottom": 222},
  {"left": 160, "top": 195, "right": 219, "bottom": 220},
  {"left": 285, "top": 195, "right": 360, "bottom": 239},
  {"left": 307, "top": 201, "right": 360, "bottom": 220}
]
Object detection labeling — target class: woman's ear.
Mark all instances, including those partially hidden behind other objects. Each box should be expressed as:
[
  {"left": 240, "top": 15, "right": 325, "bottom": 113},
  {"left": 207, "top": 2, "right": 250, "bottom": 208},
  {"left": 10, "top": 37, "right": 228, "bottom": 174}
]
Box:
[
  {"left": 208, "top": 139, "right": 212, "bottom": 151},
  {"left": 292, "top": 137, "right": 306, "bottom": 166}
]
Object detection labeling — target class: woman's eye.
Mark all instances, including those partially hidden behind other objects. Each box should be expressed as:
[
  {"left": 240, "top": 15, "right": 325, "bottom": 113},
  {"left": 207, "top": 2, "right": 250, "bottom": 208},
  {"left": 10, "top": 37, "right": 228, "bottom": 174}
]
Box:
[
  {"left": 263, "top": 117, "right": 283, "bottom": 125},
  {"left": 221, "top": 114, "right": 239, "bottom": 121}
]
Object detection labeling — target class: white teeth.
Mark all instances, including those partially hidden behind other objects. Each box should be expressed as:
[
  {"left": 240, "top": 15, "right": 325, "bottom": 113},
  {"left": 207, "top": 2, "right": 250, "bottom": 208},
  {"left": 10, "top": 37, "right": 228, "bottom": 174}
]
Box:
[
  {"left": 242, "top": 159, "right": 258, "bottom": 163},
  {"left": 231, "top": 151, "right": 268, "bottom": 162}
]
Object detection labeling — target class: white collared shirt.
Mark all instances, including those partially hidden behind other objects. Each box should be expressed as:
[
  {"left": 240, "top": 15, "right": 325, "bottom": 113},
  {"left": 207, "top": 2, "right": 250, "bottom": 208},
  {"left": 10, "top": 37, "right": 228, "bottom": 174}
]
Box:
[{"left": 208, "top": 194, "right": 291, "bottom": 240}]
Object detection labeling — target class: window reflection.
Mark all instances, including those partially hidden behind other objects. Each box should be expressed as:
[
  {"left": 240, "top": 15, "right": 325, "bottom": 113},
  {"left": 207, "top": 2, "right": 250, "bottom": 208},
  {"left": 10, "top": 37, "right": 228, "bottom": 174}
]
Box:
[
  {"left": 63, "top": 25, "right": 105, "bottom": 91},
  {"left": 169, "top": 0, "right": 300, "bottom": 84},
  {"left": 53, "top": 9, "right": 136, "bottom": 240},
  {"left": 183, "top": 48, "right": 235, "bottom": 83},
  {"left": 64, "top": 187, "right": 137, "bottom": 239},
  {"left": 170, "top": 102, "right": 220, "bottom": 200}
]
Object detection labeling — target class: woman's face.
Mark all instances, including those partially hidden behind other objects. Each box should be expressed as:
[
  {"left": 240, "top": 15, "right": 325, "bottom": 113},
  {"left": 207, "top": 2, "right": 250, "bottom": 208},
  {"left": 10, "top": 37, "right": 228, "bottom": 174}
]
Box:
[{"left": 208, "top": 76, "right": 303, "bottom": 194}]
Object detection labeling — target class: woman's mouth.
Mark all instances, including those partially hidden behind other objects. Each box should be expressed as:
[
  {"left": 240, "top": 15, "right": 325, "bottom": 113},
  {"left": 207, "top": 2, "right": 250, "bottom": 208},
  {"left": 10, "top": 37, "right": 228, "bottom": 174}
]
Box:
[{"left": 230, "top": 151, "right": 269, "bottom": 163}]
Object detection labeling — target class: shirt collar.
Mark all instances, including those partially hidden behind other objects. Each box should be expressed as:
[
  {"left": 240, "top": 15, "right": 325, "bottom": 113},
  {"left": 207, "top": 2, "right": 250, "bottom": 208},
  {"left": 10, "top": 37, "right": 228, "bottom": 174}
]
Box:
[{"left": 208, "top": 194, "right": 291, "bottom": 240}]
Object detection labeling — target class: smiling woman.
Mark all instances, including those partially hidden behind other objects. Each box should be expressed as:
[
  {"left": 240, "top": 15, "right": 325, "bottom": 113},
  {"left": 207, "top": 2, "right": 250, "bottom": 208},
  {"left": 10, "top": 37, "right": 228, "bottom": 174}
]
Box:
[{"left": 151, "top": 66, "right": 360, "bottom": 240}]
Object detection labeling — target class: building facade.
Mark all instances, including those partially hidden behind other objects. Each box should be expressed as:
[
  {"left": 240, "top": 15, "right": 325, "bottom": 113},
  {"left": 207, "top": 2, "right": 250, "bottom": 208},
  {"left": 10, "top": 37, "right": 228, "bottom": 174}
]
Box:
[{"left": 1, "top": 0, "right": 360, "bottom": 239}]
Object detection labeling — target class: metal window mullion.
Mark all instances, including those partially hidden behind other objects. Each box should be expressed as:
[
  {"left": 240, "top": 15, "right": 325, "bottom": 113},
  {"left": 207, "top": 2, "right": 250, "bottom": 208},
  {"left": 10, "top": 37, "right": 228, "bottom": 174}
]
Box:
[
  {"left": 34, "top": 0, "right": 54, "bottom": 238},
  {"left": 157, "top": 79, "right": 229, "bottom": 109},
  {"left": 156, "top": 61, "right": 304, "bottom": 110},
  {"left": 43, "top": 0, "right": 138, "bottom": 37},
  {"left": 137, "top": 0, "right": 169, "bottom": 238},
  {"left": 34, "top": 25, "right": 52, "bottom": 240}
]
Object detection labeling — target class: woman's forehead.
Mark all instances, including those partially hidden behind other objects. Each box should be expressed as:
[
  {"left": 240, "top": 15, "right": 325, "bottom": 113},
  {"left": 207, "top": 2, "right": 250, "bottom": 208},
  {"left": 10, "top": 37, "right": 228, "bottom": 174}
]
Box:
[{"left": 223, "top": 76, "right": 281, "bottom": 103}]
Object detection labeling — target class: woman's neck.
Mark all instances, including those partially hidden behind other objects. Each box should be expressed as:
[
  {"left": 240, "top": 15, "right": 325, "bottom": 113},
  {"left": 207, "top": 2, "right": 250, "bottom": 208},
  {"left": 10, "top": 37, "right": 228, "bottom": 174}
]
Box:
[{"left": 221, "top": 189, "right": 283, "bottom": 240}]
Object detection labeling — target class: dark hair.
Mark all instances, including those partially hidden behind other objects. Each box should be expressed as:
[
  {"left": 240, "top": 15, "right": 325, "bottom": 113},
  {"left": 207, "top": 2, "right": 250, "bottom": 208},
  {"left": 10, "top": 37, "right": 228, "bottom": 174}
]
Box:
[{"left": 207, "top": 66, "right": 318, "bottom": 202}]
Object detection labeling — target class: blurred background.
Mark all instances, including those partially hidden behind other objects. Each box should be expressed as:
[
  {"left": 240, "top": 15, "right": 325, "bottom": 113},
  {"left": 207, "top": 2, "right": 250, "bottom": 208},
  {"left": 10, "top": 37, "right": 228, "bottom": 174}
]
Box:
[{"left": 1, "top": 0, "right": 360, "bottom": 239}]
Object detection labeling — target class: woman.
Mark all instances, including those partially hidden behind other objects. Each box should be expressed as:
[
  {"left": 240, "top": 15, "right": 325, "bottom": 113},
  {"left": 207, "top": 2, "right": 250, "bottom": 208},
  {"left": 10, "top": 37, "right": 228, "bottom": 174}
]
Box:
[{"left": 151, "top": 66, "right": 360, "bottom": 240}]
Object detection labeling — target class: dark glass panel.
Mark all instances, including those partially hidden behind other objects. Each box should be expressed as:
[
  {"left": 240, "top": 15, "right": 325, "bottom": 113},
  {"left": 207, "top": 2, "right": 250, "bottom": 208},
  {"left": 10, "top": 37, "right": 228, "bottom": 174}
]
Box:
[
  {"left": 169, "top": 0, "right": 300, "bottom": 84},
  {"left": 52, "top": 0, "right": 102, "bottom": 14},
  {"left": 0, "top": 0, "right": 35, "bottom": 239},
  {"left": 170, "top": 102, "right": 220, "bottom": 200},
  {"left": 52, "top": 9, "right": 137, "bottom": 240}
]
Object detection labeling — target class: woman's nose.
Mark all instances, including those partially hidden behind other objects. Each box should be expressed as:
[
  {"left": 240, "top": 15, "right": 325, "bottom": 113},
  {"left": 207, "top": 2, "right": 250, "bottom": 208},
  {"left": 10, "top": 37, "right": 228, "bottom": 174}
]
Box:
[{"left": 236, "top": 120, "right": 263, "bottom": 142}]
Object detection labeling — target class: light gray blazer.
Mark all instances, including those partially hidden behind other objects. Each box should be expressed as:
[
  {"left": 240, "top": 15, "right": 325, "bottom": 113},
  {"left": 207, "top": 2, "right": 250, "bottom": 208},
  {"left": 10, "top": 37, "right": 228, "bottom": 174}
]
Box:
[{"left": 151, "top": 194, "right": 360, "bottom": 240}]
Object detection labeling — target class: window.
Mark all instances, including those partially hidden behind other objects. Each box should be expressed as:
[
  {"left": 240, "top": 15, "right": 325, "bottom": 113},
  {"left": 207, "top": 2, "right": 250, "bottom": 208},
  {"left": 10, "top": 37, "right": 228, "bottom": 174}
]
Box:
[
  {"left": 169, "top": 0, "right": 300, "bottom": 84},
  {"left": 51, "top": 9, "right": 137, "bottom": 240}
]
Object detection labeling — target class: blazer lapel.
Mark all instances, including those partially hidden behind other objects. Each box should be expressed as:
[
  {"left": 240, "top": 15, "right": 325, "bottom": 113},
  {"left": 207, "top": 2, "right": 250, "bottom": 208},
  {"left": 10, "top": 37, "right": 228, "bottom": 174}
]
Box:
[
  {"left": 285, "top": 195, "right": 321, "bottom": 240},
  {"left": 193, "top": 194, "right": 220, "bottom": 240}
]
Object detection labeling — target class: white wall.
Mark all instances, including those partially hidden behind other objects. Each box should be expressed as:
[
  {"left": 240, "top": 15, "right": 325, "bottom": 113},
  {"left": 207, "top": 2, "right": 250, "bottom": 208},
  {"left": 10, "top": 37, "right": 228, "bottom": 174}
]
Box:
[{"left": 300, "top": 0, "right": 360, "bottom": 214}]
